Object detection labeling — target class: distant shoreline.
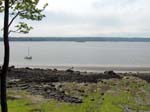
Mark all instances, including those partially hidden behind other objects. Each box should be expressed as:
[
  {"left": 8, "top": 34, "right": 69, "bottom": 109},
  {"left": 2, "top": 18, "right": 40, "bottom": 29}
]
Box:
[{"left": 1, "top": 37, "right": 150, "bottom": 42}]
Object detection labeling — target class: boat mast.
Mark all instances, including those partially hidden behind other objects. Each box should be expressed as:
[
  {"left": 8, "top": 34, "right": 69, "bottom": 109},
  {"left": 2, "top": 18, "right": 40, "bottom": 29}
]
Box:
[{"left": 28, "top": 47, "right": 30, "bottom": 56}]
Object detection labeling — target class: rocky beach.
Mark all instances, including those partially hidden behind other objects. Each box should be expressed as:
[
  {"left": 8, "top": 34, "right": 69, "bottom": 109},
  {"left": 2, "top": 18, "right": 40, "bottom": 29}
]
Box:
[
  {"left": 1, "top": 66, "right": 150, "bottom": 111},
  {"left": 5, "top": 67, "right": 122, "bottom": 103},
  {"left": 2, "top": 67, "right": 150, "bottom": 101}
]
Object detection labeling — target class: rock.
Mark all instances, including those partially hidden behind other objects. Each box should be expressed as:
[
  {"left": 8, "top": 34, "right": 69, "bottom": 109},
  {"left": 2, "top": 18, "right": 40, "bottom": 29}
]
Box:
[
  {"left": 101, "top": 92, "right": 104, "bottom": 96},
  {"left": 66, "top": 69, "right": 74, "bottom": 73},
  {"left": 104, "top": 70, "right": 116, "bottom": 75},
  {"left": 6, "top": 67, "right": 124, "bottom": 104},
  {"left": 136, "top": 74, "right": 150, "bottom": 83},
  {"left": 8, "top": 65, "right": 15, "bottom": 71},
  {"left": 66, "top": 67, "right": 74, "bottom": 73},
  {"left": 91, "top": 98, "right": 95, "bottom": 101},
  {"left": 63, "top": 96, "right": 82, "bottom": 103},
  {"left": 104, "top": 70, "right": 121, "bottom": 79},
  {"left": 19, "top": 84, "right": 29, "bottom": 90},
  {"left": 53, "top": 68, "right": 57, "bottom": 72},
  {"left": 74, "top": 71, "right": 80, "bottom": 75},
  {"left": 8, "top": 95, "right": 22, "bottom": 100},
  {"left": 78, "top": 89, "right": 84, "bottom": 93},
  {"left": 9, "top": 79, "right": 21, "bottom": 83},
  {"left": 25, "top": 67, "right": 32, "bottom": 70},
  {"left": 55, "top": 83, "right": 62, "bottom": 89}
]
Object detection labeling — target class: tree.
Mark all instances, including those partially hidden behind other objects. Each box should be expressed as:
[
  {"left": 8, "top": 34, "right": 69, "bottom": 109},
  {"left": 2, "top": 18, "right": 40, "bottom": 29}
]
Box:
[
  {"left": 0, "top": 0, "right": 48, "bottom": 112},
  {"left": 0, "top": 0, "right": 48, "bottom": 34},
  {"left": 1, "top": 0, "right": 9, "bottom": 112}
]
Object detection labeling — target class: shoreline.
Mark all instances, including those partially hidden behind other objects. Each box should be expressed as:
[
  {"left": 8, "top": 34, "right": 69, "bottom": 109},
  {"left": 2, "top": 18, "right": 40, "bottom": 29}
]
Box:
[
  {"left": 5, "top": 64, "right": 150, "bottom": 73},
  {"left": 3, "top": 65, "right": 150, "bottom": 110},
  {"left": 4, "top": 66, "right": 150, "bottom": 103}
]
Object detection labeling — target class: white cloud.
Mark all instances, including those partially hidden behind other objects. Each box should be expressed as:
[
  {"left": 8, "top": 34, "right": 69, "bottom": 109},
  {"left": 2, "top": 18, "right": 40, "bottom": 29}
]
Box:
[
  {"left": 1, "top": 0, "right": 150, "bottom": 37},
  {"left": 39, "top": 0, "right": 94, "bottom": 14}
]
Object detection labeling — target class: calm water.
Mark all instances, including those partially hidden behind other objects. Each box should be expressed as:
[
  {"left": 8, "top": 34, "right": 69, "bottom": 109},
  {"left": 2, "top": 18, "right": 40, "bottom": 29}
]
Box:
[{"left": 0, "top": 42, "right": 150, "bottom": 67}]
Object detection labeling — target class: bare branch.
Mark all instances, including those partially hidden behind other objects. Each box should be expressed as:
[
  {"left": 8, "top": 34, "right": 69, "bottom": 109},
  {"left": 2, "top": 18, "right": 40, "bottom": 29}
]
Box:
[
  {"left": 8, "top": 29, "right": 20, "bottom": 35},
  {"left": 8, "top": 11, "right": 20, "bottom": 28},
  {"left": 8, "top": 31, "right": 19, "bottom": 35}
]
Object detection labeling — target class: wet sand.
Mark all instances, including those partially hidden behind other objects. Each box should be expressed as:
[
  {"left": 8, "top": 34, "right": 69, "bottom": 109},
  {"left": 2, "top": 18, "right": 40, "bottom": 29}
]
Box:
[{"left": 12, "top": 64, "right": 150, "bottom": 73}]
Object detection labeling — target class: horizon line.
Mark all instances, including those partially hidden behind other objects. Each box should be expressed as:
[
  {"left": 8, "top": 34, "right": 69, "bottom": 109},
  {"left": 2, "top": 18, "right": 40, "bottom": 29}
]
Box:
[{"left": 0, "top": 36, "right": 150, "bottom": 38}]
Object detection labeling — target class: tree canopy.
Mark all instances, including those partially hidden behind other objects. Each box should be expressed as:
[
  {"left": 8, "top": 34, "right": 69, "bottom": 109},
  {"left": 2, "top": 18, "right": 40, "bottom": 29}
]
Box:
[{"left": 0, "top": 0, "right": 48, "bottom": 34}]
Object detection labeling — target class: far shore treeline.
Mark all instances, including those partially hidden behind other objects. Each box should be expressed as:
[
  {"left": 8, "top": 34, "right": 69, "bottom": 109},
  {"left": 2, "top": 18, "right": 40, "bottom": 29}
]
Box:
[{"left": 0, "top": 37, "right": 150, "bottom": 42}]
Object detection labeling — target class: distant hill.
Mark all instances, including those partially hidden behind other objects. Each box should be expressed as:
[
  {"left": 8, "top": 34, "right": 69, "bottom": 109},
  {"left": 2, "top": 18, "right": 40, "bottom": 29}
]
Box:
[{"left": 0, "top": 37, "right": 150, "bottom": 42}]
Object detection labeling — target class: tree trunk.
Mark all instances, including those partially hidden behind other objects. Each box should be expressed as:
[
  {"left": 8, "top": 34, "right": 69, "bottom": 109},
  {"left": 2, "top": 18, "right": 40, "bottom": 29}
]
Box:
[{"left": 1, "top": 0, "right": 9, "bottom": 112}]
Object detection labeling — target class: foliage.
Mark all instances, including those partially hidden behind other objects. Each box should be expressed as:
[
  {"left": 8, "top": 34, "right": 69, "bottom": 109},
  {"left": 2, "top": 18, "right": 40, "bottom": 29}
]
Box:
[{"left": 0, "top": 0, "right": 48, "bottom": 34}]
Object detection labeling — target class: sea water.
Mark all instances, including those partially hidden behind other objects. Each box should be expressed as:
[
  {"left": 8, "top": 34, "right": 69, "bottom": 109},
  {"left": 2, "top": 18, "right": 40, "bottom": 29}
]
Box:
[{"left": 0, "top": 42, "right": 150, "bottom": 68}]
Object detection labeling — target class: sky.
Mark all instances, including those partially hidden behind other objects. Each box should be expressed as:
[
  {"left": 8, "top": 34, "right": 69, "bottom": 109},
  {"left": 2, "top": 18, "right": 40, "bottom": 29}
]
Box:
[{"left": 0, "top": 0, "right": 150, "bottom": 37}]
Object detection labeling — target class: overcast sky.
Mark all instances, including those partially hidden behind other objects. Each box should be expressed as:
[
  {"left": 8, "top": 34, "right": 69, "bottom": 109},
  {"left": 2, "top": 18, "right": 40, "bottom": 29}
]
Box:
[{"left": 0, "top": 0, "right": 150, "bottom": 37}]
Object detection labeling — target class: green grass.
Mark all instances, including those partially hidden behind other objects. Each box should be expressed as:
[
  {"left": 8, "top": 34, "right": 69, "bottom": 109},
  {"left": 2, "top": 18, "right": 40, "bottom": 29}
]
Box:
[
  {"left": 1, "top": 76, "right": 150, "bottom": 112},
  {"left": 8, "top": 99, "right": 40, "bottom": 112},
  {"left": 4, "top": 91, "right": 150, "bottom": 112}
]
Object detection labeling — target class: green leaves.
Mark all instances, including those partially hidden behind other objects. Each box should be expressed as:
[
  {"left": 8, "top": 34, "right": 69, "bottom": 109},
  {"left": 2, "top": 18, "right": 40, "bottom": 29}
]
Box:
[
  {"left": 15, "top": 22, "right": 33, "bottom": 34},
  {"left": 43, "top": 3, "right": 48, "bottom": 10},
  {"left": 0, "top": 0, "right": 48, "bottom": 34},
  {"left": 11, "top": 0, "right": 47, "bottom": 21},
  {"left": 0, "top": 0, "right": 4, "bottom": 12}
]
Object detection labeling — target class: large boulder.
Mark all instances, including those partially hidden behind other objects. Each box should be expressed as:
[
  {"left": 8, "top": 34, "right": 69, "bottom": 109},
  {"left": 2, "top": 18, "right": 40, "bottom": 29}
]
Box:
[{"left": 104, "top": 70, "right": 121, "bottom": 79}]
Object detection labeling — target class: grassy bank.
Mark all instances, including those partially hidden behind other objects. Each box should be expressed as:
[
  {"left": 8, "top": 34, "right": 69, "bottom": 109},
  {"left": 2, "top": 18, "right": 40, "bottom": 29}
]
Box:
[{"left": 2, "top": 75, "right": 150, "bottom": 112}]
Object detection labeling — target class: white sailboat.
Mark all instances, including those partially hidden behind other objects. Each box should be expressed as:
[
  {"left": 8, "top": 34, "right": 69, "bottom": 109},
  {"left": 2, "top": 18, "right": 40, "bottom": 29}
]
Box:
[{"left": 24, "top": 47, "right": 32, "bottom": 60}]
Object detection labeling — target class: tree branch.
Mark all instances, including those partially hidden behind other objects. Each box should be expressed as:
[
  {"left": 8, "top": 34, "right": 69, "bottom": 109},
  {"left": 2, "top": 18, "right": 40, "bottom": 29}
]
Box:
[
  {"left": 8, "top": 30, "right": 20, "bottom": 35},
  {"left": 8, "top": 11, "right": 20, "bottom": 28}
]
